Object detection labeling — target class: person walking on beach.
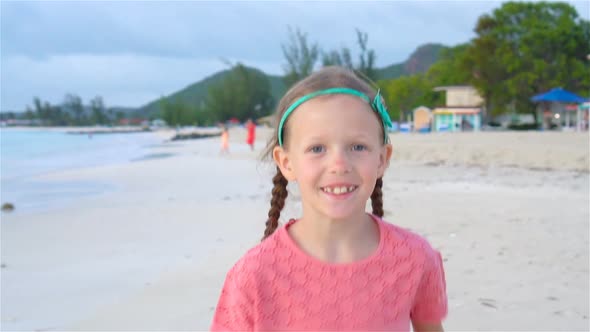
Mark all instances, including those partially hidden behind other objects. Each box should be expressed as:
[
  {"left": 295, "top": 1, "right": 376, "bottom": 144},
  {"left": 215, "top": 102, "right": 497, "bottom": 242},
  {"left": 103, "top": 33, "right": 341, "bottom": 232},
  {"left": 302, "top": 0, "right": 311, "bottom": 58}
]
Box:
[
  {"left": 219, "top": 124, "right": 229, "bottom": 155},
  {"left": 211, "top": 66, "right": 447, "bottom": 331},
  {"left": 245, "top": 118, "right": 256, "bottom": 151}
]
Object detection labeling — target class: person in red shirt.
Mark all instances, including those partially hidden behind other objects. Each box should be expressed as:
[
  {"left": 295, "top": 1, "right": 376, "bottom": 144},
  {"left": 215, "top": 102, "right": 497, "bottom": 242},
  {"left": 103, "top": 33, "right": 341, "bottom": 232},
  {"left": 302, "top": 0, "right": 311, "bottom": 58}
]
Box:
[{"left": 245, "top": 119, "right": 256, "bottom": 151}]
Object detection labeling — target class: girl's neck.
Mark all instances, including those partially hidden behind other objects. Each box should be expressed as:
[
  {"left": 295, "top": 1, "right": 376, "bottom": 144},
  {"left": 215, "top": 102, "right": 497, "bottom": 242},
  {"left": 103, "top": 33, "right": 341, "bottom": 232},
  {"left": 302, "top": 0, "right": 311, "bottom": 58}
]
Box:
[{"left": 287, "top": 211, "right": 380, "bottom": 264}]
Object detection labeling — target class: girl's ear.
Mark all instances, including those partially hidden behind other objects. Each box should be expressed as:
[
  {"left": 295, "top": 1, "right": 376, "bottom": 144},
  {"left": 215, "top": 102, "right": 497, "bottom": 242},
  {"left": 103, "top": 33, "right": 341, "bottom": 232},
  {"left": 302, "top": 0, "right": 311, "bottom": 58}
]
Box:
[
  {"left": 273, "top": 146, "right": 296, "bottom": 181},
  {"left": 378, "top": 143, "right": 393, "bottom": 177}
]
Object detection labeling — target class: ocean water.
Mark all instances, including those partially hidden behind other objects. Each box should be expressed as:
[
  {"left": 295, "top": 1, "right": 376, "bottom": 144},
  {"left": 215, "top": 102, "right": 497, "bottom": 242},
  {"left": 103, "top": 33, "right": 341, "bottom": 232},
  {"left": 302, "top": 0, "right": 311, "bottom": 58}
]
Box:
[{"left": 0, "top": 129, "right": 162, "bottom": 214}]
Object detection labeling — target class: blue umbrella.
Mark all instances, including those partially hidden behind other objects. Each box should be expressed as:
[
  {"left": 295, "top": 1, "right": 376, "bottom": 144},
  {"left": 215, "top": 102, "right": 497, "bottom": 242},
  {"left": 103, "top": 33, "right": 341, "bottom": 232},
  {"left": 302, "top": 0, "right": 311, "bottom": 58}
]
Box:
[{"left": 531, "top": 88, "right": 586, "bottom": 103}]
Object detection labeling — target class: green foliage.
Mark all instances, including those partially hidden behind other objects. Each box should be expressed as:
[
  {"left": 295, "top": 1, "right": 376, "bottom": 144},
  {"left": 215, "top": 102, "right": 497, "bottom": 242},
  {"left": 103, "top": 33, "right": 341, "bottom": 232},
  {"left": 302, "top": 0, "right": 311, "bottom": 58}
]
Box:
[
  {"left": 0, "top": 112, "right": 16, "bottom": 120},
  {"left": 355, "top": 29, "right": 377, "bottom": 81},
  {"left": 161, "top": 98, "right": 200, "bottom": 126},
  {"left": 90, "top": 96, "right": 108, "bottom": 125},
  {"left": 281, "top": 26, "right": 320, "bottom": 87},
  {"left": 138, "top": 67, "right": 286, "bottom": 121},
  {"left": 322, "top": 47, "right": 353, "bottom": 69},
  {"left": 22, "top": 94, "right": 122, "bottom": 126},
  {"left": 24, "top": 108, "right": 35, "bottom": 120},
  {"left": 114, "top": 110, "right": 125, "bottom": 123},
  {"left": 378, "top": 45, "right": 452, "bottom": 120},
  {"left": 379, "top": 74, "right": 441, "bottom": 122},
  {"left": 138, "top": 69, "right": 230, "bottom": 118},
  {"left": 64, "top": 94, "right": 86, "bottom": 125},
  {"left": 426, "top": 44, "right": 471, "bottom": 86},
  {"left": 463, "top": 1, "right": 590, "bottom": 119},
  {"left": 205, "top": 63, "right": 274, "bottom": 123},
  {"left": 266, "top": 74, "right": 288, "bottom": 104},
  {"left": 318, "top": 29, "right": 378, "bottom": 81}
]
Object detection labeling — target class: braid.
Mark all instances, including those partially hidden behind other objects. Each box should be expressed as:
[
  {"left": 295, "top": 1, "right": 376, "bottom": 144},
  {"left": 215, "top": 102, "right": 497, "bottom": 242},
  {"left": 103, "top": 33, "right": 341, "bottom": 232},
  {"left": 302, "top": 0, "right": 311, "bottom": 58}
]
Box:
[
  {"left": 370, "top": 177, "right": 384, "bottom": 217},
  {"left": 262, "top": 168, "right": 289, "bottom": 241}
]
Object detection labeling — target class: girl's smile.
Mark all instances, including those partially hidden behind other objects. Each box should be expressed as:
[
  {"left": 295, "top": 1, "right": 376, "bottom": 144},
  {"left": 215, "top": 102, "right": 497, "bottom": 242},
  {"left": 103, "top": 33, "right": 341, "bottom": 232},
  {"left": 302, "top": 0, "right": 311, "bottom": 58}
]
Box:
[
  {"left": 320, "top": 183, "right": 358, "bottom": 201},
  {"left": 320, "top": 184, "right": 358, "bottom": 195}
]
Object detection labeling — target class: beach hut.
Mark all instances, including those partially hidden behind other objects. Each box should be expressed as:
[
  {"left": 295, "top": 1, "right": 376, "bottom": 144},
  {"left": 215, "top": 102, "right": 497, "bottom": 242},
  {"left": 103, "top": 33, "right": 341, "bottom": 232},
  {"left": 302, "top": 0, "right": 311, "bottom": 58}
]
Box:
[
  {"left": 412, "top": 106, "right": 432, "bottom": 132},
  {"left": 432, "top": 86, "right": 483, "bottom": 132},
  {"left": 531, "top": 88, "right": 586, "bottom": 131}
]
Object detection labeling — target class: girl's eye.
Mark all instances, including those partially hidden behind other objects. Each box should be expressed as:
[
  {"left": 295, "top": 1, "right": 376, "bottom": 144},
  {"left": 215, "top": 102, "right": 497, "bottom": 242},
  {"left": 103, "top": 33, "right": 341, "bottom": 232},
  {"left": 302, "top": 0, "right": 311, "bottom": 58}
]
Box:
[
  {"left": 310, "top": 145, "right": 324, "bottom": 153},
  {"left": 352, "top": 144, "right": 367, "bottom": 151}
]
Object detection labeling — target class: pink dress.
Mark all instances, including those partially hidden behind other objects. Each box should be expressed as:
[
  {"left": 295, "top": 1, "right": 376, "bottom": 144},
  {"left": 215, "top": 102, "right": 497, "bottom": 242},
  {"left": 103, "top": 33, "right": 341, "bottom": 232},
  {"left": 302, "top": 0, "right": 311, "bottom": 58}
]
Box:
[{"left": 211, "top": 214, "right": 447, "bottom": 331}]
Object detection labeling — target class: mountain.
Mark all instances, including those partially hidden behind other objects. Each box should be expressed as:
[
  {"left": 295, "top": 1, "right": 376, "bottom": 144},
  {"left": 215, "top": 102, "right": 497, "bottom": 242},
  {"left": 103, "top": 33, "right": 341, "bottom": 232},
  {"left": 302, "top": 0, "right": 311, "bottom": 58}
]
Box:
[
  {"left": 375, "top": 43, "right": 444, "bottom": 79},
  {"left": 136, "top": 43, "right": 445, "bottom": 118}
]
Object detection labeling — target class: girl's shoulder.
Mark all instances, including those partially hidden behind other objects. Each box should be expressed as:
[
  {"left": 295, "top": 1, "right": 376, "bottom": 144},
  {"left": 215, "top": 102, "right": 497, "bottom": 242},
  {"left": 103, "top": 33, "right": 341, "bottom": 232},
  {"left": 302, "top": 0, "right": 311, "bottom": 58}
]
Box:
[{"left": 376, "top": 216, "right": 442, "bottom": 263}]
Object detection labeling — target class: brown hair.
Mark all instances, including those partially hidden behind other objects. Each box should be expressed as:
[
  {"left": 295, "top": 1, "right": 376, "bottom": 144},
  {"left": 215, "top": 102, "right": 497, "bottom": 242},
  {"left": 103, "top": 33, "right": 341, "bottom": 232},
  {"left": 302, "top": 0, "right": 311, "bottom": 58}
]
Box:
[{"left": 261, "top": 66, "right": 388, "bottom": 240}]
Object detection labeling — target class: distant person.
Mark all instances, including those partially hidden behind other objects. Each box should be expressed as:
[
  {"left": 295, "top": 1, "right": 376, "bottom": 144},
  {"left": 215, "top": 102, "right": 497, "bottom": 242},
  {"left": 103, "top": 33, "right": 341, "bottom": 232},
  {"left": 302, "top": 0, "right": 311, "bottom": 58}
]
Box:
[
  {"left": 245, "top": 118, "right": 256, "bottom": 151},
  {"left": 219, "top": 124, "right": 229, "bottom": 155},
  {"left": 211, "top": 66, "right": 447, "bottom": 331},
  {"left": 461, "top": 118, "right": 472, "bottom": 131}
]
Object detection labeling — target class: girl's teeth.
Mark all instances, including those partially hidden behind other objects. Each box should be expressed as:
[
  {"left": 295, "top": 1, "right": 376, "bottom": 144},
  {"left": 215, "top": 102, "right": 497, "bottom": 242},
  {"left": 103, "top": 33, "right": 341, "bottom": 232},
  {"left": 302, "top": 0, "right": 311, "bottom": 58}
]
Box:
[{"left": 323, "top": 186, "right": 355, "bottom": 194}]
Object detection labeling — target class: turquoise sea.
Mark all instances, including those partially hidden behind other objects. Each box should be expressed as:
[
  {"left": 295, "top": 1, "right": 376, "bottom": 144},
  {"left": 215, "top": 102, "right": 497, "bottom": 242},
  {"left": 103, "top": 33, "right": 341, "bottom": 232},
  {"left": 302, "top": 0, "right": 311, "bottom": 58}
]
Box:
[{"left": 0, "top": 129, "right": 162, "bottom": 214}]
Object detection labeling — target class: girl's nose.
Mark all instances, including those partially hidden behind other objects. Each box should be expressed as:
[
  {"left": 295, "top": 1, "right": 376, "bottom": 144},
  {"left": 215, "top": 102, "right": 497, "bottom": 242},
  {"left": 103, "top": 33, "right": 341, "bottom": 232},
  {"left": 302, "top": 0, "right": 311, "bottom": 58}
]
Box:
[{"left": 329, "top": 149, "right": 352, "bottom": 174}]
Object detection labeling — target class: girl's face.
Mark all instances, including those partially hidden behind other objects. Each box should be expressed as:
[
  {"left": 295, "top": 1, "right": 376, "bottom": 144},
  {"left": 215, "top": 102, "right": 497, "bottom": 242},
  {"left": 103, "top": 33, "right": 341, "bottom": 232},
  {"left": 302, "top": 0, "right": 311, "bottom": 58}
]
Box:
[{"left": 273, "top": 95, "right": 393, "bottom": 222}]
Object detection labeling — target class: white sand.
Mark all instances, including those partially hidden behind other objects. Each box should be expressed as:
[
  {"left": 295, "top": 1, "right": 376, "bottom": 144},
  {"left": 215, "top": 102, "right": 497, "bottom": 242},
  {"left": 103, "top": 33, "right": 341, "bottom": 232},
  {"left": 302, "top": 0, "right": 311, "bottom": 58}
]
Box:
[{"left": 1, "top": 129, "right": 588, "bottom": 331}]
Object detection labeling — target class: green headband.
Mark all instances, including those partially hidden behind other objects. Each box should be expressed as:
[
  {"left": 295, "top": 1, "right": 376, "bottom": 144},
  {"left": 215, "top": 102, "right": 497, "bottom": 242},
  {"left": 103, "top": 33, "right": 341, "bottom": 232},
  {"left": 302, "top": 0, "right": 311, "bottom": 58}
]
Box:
[{"left": 277, "top": 87, "right": 393, "bottom": 147}]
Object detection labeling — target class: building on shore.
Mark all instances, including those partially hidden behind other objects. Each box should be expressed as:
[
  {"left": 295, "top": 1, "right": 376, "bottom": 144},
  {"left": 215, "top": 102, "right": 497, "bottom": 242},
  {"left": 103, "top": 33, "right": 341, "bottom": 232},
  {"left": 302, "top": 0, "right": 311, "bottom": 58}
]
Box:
[
  {"left": 412, "top": 106, "right": 433, "bottom": 132},
  {"left": 432, "top": 86, "right": 483, "bottom": 132}
]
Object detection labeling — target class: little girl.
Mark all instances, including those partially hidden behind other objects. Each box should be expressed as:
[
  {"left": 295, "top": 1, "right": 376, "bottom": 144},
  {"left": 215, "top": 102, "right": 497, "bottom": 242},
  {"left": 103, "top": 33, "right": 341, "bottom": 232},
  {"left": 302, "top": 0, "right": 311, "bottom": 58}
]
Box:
[{"left": 211, "top": 66, "right": 447, "bottom": 331}]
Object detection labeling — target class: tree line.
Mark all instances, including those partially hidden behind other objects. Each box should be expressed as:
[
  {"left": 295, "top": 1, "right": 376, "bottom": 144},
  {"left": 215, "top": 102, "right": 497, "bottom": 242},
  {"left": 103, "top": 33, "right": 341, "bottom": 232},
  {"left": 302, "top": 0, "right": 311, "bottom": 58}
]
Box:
[{"left": 0, "top": 94, "right": 127, "bottom": 126}]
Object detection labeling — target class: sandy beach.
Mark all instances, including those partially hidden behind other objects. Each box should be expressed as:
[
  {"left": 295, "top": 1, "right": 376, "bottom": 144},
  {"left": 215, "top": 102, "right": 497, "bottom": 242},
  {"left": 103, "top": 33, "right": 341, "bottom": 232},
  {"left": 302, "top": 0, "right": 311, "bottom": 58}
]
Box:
[{"left": 1, "top": 128, "right": 589, "bottom": 331}]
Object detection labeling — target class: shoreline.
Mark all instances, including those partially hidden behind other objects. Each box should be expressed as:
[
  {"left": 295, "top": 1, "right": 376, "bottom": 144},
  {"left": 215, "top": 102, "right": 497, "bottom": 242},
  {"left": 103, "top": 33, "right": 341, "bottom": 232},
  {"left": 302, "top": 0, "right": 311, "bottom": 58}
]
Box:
[{"left": 2, "top": 126, "right": 588, "bottom": 173}]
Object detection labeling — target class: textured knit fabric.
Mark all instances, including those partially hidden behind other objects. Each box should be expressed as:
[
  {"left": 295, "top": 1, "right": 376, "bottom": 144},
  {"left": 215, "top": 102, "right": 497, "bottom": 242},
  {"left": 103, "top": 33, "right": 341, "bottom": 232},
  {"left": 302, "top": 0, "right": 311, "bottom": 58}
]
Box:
[{"left": 211, "top": 214, "right": 447, "bottom": 331}]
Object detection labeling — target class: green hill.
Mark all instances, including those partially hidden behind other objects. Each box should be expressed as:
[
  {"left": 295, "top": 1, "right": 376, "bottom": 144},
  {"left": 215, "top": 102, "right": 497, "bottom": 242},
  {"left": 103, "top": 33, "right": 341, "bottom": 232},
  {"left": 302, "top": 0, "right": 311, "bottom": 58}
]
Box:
[
  {"left": 137, "top": 68, "right": 232, "bottom": 118},
  {"left": 136, "top": 66, "right": 287, "bottom": 118},
  {"left": 136, "top": 43, "right": 445, "bottom": 118}
]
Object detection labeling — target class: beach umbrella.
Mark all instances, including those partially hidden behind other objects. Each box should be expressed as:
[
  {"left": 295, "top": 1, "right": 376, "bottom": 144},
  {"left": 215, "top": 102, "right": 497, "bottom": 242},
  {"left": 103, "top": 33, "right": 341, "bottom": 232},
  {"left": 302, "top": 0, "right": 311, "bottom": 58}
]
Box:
[{"left": 531, "top": 88, "right": 586, "bottom": 103}]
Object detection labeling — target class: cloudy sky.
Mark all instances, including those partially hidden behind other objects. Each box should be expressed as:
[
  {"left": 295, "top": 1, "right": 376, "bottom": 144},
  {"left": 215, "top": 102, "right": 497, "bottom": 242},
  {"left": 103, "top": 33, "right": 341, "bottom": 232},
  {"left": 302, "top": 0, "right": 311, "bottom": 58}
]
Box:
[{"left": 1, "top": 1, "right": 588, "bottom": 111}]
